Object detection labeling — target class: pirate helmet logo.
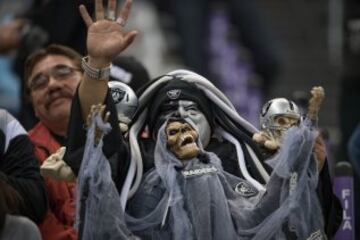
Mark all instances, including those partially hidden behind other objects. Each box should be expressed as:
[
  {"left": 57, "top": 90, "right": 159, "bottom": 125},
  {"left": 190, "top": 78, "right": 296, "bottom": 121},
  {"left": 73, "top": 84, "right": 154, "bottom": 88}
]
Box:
[
  {"left": 167, "top": 89, "right": 181, "bottom": 100},
  {"left": 110, "top": 88, "right": 126, "bottom": 104}
]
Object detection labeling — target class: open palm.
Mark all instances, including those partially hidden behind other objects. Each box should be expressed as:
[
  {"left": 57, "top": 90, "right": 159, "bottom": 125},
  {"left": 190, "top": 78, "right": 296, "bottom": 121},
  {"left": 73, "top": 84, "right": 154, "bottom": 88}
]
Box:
[{"left": 79, "top": 0, "right": 137, "bottom": 62}]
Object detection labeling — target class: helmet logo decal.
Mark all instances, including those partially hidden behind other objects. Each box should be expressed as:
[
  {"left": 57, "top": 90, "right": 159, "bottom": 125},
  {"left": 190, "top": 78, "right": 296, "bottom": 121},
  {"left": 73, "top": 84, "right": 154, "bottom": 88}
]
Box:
[
  {"left": 261, "top": 100, "right": 272, "bottom": 117},
  {"left": 288, "top": 100, "right": 294, "bottom": 110},
  {"left": 110, "top": 88, "right": 126, "bottom": 104},
  {"left": 167, "top": 89, "right": 181, "bottom": 100}
]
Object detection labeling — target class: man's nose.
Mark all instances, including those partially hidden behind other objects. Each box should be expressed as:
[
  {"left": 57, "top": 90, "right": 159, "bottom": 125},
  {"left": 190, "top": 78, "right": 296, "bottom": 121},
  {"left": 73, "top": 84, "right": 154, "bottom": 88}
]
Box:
[{"left": 47, "top": 76, "right": 61, "bottom": 89}]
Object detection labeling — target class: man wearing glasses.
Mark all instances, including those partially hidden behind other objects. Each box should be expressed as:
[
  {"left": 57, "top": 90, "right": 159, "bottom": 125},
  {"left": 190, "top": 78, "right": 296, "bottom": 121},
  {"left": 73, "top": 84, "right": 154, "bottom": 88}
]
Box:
[{"left": 25, "top": 44, "right": 81, "bottom": 240}]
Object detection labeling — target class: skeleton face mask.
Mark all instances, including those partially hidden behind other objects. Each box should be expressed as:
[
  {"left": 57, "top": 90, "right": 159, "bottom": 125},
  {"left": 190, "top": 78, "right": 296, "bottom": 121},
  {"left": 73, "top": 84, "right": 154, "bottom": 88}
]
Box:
[
  {"left": 269, "top": 115, "right": 300, "bottom": 146},
  {"left": 159, "top": 100, "right": 211, "bottom": 147},
  {"left": 166, "top": 121, "right": 200, "bottom": 161}
]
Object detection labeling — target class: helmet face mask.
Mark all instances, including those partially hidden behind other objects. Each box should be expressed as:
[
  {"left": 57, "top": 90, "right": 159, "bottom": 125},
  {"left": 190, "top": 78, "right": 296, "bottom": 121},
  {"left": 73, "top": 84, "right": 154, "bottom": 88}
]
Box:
[{"left": 260, "top": 98, "right": 301, "bottom": 142}]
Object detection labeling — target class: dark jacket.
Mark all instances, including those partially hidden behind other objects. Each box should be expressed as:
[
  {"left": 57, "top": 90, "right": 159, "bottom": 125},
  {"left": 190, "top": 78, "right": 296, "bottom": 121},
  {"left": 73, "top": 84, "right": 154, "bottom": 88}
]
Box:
[{"left": 0, "top": 109, "right": 47, "bottom": 223}]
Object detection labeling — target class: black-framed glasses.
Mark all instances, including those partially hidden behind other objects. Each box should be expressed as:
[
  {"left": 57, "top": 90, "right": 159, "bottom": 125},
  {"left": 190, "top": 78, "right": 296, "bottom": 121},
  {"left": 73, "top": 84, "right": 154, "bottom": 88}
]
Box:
[{"left": 29, "top": 64, "right": 81, "bottom": 91}]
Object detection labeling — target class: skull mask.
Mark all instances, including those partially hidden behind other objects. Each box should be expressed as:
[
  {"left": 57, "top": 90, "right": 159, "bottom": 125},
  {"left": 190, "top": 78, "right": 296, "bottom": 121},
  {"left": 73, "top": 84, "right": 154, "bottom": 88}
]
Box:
[
  {"left": 271, "top": 115, "right": 300, "bottom": 141},
  {"left": 166, "top": 120, "right": 200, "bottom": 161}
]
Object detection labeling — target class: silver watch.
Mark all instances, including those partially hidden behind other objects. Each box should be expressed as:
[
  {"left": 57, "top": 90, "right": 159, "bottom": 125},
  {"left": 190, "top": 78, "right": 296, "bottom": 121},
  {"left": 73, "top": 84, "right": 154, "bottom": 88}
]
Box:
[{"left": 82, "top": 56, "right": 111, "bottom": 80}]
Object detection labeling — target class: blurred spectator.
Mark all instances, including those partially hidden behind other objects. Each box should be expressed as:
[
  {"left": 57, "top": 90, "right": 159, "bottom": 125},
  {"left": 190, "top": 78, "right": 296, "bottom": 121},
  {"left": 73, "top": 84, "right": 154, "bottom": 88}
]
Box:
[
  {"left": 122, "top": 0, "right": 184, "bottom": 78},
  {"left": 340, "top": 2, "right": 360, "bottom": 237},
  {"left": 0, "top": 0, "right": 94, "bottom": 129},
  {"left": 25, "top": 44, "right": 81, "bottom": 240},
  {"left": 348, "top": 122, "right": 360, "bottom": 239},
  {"left": 340, "top": 0, "right": 360, "bottom": 162},
  {"left": 164, "top": 0, "right": 281, "bottom": 87},
  {"left": 110, "top": 55, "right": 151, "bottom": 92},
  {"left": 348, "top": 123, "right": 360, "bottom": 178},
  {"left": 0, "top": 108, "right": 47, "bottom": 224},
  {"left": 0, "top": 180, "right": 42, "bottom": 240},
  {"left": 0, "top": 0, "right": 31, "bottom": 115}
]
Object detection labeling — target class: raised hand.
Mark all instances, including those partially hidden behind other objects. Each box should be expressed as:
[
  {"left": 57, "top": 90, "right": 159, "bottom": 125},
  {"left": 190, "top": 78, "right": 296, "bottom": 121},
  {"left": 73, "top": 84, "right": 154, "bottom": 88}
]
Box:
[{"left": 79, "top": 0, "right": 138, "bottom": 66}]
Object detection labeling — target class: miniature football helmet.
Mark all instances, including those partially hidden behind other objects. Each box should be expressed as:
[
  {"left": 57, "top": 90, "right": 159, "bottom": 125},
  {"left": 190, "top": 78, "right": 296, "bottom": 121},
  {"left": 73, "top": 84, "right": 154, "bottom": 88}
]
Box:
[
  {"left": 108, "top": 81, "right": 138, "bottom": 124},
  {"left": 260, "top": 98, "right": 301, "bottom": 132}
]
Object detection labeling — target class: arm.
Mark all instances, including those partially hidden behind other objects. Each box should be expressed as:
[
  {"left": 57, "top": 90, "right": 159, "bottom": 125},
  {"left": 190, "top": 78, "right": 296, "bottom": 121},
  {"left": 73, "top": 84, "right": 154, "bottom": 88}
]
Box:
[
  {"left": 78, "top": 0, "right": 137, "bottom": 121},
  {"left": 65, "top": 0, "right": 137, "bottom": 192}
]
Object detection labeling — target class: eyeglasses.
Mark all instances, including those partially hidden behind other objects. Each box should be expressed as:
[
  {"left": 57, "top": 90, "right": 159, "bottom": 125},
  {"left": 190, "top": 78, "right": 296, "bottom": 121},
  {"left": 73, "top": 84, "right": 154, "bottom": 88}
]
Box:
[{"left": 29, "top": 64, "right": 81, "bottom": 91}]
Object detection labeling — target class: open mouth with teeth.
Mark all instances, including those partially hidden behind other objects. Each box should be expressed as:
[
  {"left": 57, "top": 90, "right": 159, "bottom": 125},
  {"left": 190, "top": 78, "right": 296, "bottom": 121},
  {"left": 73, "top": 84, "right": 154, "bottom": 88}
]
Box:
[
  {"left": 166, "top": 121, "right": 201, "bottom": 160},
  {"left": 178, "top": 135, "right": 198, "bottom": 151},
  {"left": 174, "top": 134, "right": 200, "bottom": 160},
  {"left": 180, "top": 135, "right": 195, "bottom": 146}
]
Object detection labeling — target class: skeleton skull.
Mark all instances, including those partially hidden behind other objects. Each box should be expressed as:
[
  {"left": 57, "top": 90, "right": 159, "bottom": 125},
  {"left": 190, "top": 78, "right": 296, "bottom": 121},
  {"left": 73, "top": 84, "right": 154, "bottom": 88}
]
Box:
[{"left": 166, "top": 120, "right": 200, "bottom": 160}]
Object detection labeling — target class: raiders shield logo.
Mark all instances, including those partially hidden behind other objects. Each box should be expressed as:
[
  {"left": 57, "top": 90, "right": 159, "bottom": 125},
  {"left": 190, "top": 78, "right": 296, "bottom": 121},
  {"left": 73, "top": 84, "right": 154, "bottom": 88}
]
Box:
[
  {"left": 235, "top": 181, "right": 258, "bottom": 197},
  {"left": 167, "top": 89, "right": 181, "bottom": 100},
  {"left": 110, "top": 88, "right": 126, "bottom": 104}
]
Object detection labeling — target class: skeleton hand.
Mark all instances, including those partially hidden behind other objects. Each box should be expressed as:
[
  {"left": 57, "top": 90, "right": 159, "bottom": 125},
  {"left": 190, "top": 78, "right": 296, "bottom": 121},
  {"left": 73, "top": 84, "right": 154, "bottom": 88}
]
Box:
[
  {"left": 40, "top": 147, "right": 76, "bottom": 182},
  {"left": 308, "top": 86, "right": 325, "bottom": 121},
  {"left": 253, "top": 131, "right": 281, "bottom": 150},
  {"left": 87, "top": 104, "right": 110, "bottom": 145},
  {"left": 307, "top": 87, "right": 326, "bottom": 171}
]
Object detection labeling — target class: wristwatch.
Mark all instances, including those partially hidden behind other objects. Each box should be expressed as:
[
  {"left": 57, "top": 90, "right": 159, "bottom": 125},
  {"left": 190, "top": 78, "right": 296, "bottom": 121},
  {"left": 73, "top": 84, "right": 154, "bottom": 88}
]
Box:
[{"left": 82, "top": 56, "right": 111, "bottom": 80}]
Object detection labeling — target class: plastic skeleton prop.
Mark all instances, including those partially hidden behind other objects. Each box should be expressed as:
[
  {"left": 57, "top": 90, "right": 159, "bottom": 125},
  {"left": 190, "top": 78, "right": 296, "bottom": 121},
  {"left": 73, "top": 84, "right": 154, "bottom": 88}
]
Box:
[
  {"left": 253, "top": 86, "right": 325, "bottom": 151},
  {"left": 76, "top": 104, "right": 327, "bottom": 239},
  {"left": 166, "top": 120, "right": 200, "bottom": 161}
]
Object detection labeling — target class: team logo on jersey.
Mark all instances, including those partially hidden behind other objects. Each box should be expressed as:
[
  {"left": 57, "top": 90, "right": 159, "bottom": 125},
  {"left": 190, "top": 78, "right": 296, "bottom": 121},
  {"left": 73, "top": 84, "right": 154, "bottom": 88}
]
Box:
[
  {"left": 306, "top": 230, "right": 324, "bottom": 240},
  {"left": 235, "top": 181, "right": 258, "bottom": 197},
  {"left": 167, "top": 89, "right": 181, "bottom": 100}
]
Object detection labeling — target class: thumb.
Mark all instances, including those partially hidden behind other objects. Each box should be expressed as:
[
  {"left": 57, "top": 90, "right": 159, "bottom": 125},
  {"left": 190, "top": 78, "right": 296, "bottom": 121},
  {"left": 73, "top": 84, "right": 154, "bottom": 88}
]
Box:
[{"left": 122, "top": 30, "right": 138, "bottom": 50}]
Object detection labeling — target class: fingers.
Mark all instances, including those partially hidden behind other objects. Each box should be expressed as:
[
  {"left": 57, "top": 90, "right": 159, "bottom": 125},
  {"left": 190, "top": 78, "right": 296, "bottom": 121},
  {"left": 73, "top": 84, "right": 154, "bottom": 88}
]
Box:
[
  {"left": 57, "top": 147, "right": 66, "bottom": 159},
  {"left": 99, "top": 106, "right": 110, "bottom": 123},
  {"left": 95, "top": 0, "right": 105, "bottom": 20},
  {"left": 87, "top": 105, "right": 97, "bottom": 126},
  {"left": 108, "top": 0, "right": 117, "bottom": 19},
  {"left": 79, "top": 5, "right": 93, "bottom": 27},
  {"left": 118, "top": 0, "right": 132, "bottom": 23},
  {"left": 88, "top": 104, "right": 110, "bottom": 123},
  {"left": 104, "top": 112, "right": 110, "bottom": 124},
  {"left": 98, "top": 104, "right": 105, "bottom": 118}
]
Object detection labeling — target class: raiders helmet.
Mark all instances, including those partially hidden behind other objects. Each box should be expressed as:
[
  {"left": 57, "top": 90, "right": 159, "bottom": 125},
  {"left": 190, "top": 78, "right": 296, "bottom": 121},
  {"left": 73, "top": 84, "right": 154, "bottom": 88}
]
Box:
[
  {"left": 260, "top": 98, "right": 301, "bottom": 131},
  {"left": 108, "top": 81, "right": 138, "bottom": 124}
]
